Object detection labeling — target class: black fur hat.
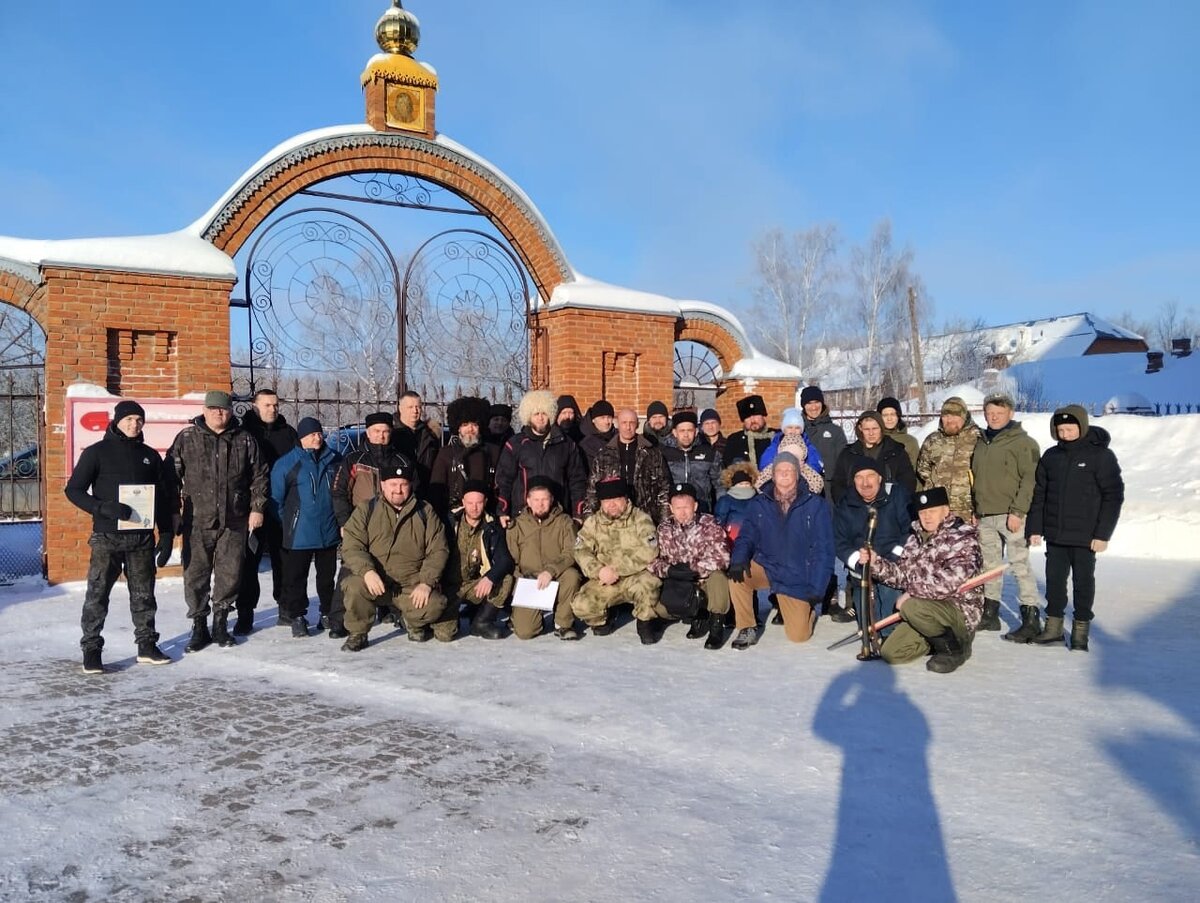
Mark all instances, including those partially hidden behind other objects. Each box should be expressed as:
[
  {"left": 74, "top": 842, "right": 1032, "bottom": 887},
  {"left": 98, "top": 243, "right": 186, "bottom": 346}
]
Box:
[{"left": 447, "top": 396, "right": 492, "bottom": 432}]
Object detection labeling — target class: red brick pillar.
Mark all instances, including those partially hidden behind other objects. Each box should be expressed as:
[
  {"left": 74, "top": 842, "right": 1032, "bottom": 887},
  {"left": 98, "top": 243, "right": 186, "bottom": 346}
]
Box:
[{"left": 538, "top": 307, "right": 677, "bottom": 414}]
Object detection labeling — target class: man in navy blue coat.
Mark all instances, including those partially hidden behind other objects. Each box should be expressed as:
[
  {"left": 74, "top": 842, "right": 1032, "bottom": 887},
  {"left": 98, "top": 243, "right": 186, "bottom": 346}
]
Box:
[
  {"left": 833, "top": 457, "right": 913, "bottom": 634},
  {"left": 728, "top": 451, "right": 834, "bottom": 649}
]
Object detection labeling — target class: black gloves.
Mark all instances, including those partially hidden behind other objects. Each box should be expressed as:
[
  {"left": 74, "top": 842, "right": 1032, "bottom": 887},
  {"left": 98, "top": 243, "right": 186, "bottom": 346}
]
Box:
[
  {"left": 666, "top": 563, "right": 699, "bottom": 582},
  {"left": 98, "top": 500, "right": 134, "bottom": 521},
  {"left": 155, "top": 533, "right": 175, "bottom": 568},
  {"left": 728, "top": 564, "right": 748, "bottom": 583}
]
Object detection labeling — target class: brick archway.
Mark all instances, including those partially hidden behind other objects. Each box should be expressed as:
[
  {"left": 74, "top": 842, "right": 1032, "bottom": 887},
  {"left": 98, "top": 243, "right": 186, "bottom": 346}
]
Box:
[
  {"left": 0, "top": 269, "right": 45, "bottom": 329},
  {"left": 676, "top": 316, "right": 746, "bottom": 377},
  {"left": 195, "top": 129, "right": 573, "bottom": 305}
]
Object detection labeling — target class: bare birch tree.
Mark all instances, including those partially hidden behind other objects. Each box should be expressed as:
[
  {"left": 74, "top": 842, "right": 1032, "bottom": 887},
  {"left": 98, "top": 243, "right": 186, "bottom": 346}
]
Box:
[
  {"left": 747, "top": 225, "right": 839, "bottom": 369},
  {"left": 845, "top": 219, "right": 912, "bottom": 405}
]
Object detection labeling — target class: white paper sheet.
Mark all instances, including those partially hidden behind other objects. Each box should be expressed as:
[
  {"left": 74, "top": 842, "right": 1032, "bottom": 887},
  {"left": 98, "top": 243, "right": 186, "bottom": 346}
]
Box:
[
  {"left": 511, "top": 577, "right": 558, "bottom": 611},
  {"left": 118, "top": 484, "right": 155, "bottom": 531}
]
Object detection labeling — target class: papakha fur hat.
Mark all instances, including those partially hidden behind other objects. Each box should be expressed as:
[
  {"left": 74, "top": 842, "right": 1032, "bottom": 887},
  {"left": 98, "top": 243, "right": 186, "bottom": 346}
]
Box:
[
  {"left": 447, "top": 396, "right": 492, "bottom": 432},
  {"left": 516, "top": 389, "right": 558, "bottom": 426}
]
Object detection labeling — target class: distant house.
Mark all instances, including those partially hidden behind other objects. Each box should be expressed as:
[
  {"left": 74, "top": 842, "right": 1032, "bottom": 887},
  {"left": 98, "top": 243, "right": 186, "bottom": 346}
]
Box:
[{"left": 805, "top": 312, "right": 1148, "bottom": 409}]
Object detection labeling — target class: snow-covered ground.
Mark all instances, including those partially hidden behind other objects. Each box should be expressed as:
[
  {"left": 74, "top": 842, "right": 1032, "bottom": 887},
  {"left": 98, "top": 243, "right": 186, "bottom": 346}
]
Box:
[{"left": 1, "top": 416, "right": 1197, "bottom": 901}]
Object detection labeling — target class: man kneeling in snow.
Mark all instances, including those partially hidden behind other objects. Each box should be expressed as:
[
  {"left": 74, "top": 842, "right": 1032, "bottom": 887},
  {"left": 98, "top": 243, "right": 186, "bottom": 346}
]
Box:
[{"left": 861, "top": 486, "right": 983, "bottom": 674}]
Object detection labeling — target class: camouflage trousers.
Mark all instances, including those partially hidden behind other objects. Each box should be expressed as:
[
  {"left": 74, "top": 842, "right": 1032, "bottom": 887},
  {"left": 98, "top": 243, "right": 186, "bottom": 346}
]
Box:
[
  {"left": 81, "top": 532, "right": 158, "bottom": 652},
  {"left": 511, "top": 567, "right": 583, "bottom": 639},
  {"left": 572, "top": 571, "right": 664, "bottom": 625},
  {"left": 182, "top": 526, "right": 247, "bottom": 619},
  {"left": 880, "top": 597, "right": 969, "bottom": 665},
  {"left": 342, "top": 574, "right": 452, "bottom": 640}
]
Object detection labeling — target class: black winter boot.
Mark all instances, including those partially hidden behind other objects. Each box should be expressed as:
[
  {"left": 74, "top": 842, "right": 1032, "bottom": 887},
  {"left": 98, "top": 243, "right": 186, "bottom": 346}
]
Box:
[
  {"left": 82, "top": 648, "right": 105, "bottom": 674},
  {"left": 291, "top": 616, "right": 311, "bottom": 638},
  {"left": 591, "top": 616, "right": 619, "bottom": 636},
  {"left": 1069, "top": 619, "right": 1090, "bottom": 652},
  {"left": 470, "top": 604, "right": 506, "bottom": 640},
  {"left": 978, "top": 598, "right": 1002, "bottom": 631},
  {"left": 926, "top": 630, "right": 970, "bottom": 674},
  {"left": 1003, "top": 605, "right": 1042, "bottom": 643},
  {"left": 327, "top": 620, "right": 349, "bottom": 639},
  {"left": 704, "top": 613, "right": 729, "bottom": 650},
  {"left": 136, "top": 642, "right": 171, "bottom": 665},
  {"left": 637, "top": 618, "right": 665, "bottom": 645},
  {"left": 1032, "top": 615, "right": 1065, "bottom": 646},
  {"left": 212, "top": 611, "right": 237, "bottom": 648},
  {"left": 232, "top": 608, "right": 255, "bottom": 635},
  {"left": 341, "top": 633, "right": 369, "bottom": 652},
  {"left": 185, "top": 617, "right": 212, "bottom": 653},
  {"left": 686, "top": 610, "right": 710, "bottom": 640}
]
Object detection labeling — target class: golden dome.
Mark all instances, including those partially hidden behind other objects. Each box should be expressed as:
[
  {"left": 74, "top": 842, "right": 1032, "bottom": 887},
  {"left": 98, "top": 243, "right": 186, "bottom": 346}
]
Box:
[{"left": 375, "top": 1, "right": 420, "bottom": 56}]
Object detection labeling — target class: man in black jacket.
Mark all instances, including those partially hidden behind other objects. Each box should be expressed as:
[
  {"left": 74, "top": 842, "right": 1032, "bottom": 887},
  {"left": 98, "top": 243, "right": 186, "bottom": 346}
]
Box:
[
  {"left": 444, "top": 481, "right": 515, "bottom": 640},
  {"left": 65, "top": 399, "right": 174, "bottom": 673},
  {"left": 724, "top": 394, "right": 777, "bottom": 466},
  {"left": 578, "top": 400, "right": 616, "bottom": 468},
  {"left": 392, "top": 390, "right": 441, "bottom": 496},
  {"left": 495, "top": 390, "right": 588, "bottom": 526},
  {"left": 236, "top": 388, "right": 298, "bottom": 633},
  {"left": 1026, "top": 405, "right": 1124, "bottom": 651},
  {"left": 166, "top": 390, "right": 269, "bottom": 653},
  {"left": 429, "top": 396, "right": 499, "bottom": 518}
]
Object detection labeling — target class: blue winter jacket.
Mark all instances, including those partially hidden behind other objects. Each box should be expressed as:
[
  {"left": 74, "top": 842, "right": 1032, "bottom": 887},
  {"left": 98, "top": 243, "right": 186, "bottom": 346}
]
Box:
[
  {"left": 832, "top": 483, "right": 914, "bottom": 573},
  {"left": 271, "top": 444, "right": 342, "bottom": 550},
  {"left": 758, "top": 431, "right": 824, "bottom": 475},
  {"left": 731, "top": 480, "right": 834, "bottom": 602}
]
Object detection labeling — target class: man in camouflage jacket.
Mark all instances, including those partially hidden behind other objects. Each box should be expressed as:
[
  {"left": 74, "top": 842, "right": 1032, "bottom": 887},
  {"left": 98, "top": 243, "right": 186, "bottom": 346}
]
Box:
[
  {"left": 572, "top": 478, "right": 663, "bottom": 638},
  {"left": 868, "top": 486, "right": 983, "bottom": 674},
  {"left": 648, "top": 483, "right": 731, "bottom": 648},
  {"left": 916, "top": 396, "right": 981, "bottom": 520},
  {"left": 585, "top": 408, "right": 671, "bottom": 524}
]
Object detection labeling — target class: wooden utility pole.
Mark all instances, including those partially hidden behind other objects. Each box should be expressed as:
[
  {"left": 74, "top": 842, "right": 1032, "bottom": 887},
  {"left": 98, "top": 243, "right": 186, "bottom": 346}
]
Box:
[{"left": 908, "top": 285, "right": 928, "bottom": 412}]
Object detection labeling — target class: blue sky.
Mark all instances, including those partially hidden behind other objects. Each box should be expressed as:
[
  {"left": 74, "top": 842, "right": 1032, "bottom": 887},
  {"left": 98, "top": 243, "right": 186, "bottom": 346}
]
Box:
[{"left": 1, "top": 0, "right": 1196, "bottom": 328}]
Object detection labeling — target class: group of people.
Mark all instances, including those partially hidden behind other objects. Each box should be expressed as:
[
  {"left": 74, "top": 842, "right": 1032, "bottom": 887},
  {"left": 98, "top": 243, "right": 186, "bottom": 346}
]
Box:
[{"left": 66, "top": 382, "right": 1123, "bottom": 677}]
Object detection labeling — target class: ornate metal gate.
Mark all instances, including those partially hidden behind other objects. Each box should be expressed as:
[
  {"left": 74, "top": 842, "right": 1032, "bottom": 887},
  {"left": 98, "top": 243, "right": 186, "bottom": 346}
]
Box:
[
  {"left": 233, "top": 207, "right": 403, "bottom": 400},
  {"left": 401, "top": 228, "right": 531, "bottom": 401},
  {"left": 232, "top": 177, "right": 538, "bottom": 413}
]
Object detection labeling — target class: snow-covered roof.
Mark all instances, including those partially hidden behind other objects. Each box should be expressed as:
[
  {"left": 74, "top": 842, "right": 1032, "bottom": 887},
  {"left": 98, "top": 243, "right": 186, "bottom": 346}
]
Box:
[
  {"left": 546, "top": 273, "right": 680, "bottom": 316},
  {"left": 808, "top": 312, "right": 1147, "bottom": 391},
  {"left": 0, "top": 231, "right": 237, "bottom": 282},
  {"left": 545, "top": 277, "right": 800, "bottom": 381}
]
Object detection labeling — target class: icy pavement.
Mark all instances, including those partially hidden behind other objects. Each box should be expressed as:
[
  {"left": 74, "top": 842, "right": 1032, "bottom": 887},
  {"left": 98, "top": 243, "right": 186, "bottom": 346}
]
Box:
[{"left": 1, "top": 556, "right": 1198, "bottom": 902}]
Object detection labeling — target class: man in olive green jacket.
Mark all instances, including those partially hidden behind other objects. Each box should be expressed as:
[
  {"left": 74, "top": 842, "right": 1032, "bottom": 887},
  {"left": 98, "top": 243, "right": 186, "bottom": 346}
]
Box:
[
  {"left": 339, "top": 462, "right": 451, "bottom": 650},
  {"left": 971, "top": 392, "right": 1042, "bottom": 637},
  {"left": 573, "top": 477, "right": 665, "bottom": 642},
  {"left": 506, "top": 477, "right": 584, "bottom": 640}
]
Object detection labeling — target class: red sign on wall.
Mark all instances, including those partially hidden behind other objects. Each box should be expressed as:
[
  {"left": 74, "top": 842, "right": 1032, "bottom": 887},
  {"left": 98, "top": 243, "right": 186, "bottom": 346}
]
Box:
[{"left": 65, "top": 395, "right": 203, "bottom": 476}]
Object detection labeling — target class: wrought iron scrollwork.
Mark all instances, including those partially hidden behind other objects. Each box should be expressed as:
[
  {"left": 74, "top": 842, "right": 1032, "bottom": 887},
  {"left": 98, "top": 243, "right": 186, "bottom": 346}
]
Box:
[
  {"left": 402, "top": 230, "right": 531, "bottom": 400},
  {"left": 299, "top": 173, "right": 481, "bottom": 216},
  {"left": 235, "top": 208, "right": 402, "bottom": 398}
]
